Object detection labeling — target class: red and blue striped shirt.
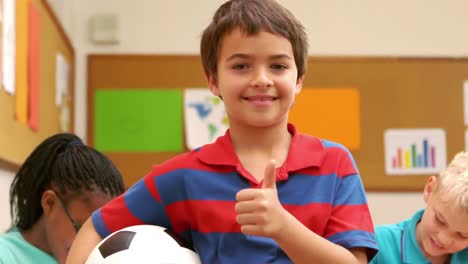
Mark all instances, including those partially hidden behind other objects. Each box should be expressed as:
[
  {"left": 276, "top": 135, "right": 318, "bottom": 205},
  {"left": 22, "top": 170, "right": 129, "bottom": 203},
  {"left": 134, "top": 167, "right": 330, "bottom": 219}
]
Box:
[{"left": 92, "top": 124, "right": 378, "bottom": 263}]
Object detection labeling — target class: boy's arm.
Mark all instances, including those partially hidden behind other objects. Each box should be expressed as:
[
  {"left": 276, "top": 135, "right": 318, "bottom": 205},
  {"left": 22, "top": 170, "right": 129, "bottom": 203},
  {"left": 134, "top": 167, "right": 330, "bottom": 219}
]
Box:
[
  {"left": 236, "top": 160, "right": 372, "bottom": 264},
  {"left": 67, "top": 174, "right": 172, "bottom": 264},
  {"left": 273, "top": 212, "right": 367, "bottom": 264},
  {"left": 66, "top": 218, "right": 102, "bottom": 264}
]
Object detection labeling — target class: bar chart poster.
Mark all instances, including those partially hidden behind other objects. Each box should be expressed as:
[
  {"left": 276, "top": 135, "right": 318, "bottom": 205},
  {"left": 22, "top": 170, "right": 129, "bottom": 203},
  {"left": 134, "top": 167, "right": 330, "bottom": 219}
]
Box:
[{"left": 384, "top": 129, "right": 446, "bottom": 175}]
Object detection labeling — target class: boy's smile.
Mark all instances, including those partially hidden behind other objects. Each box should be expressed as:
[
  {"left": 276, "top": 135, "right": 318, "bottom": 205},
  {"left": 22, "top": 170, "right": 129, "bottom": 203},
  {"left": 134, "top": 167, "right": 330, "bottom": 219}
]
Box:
[
  {"left": 242, "top": 94, "right": 278, "bottom": 107},
  {"left": 419, "top": 200, "right": 468, "bottom": 256},
  {"left": 208, "top": 27, "right": 303, "bottom": 129}
]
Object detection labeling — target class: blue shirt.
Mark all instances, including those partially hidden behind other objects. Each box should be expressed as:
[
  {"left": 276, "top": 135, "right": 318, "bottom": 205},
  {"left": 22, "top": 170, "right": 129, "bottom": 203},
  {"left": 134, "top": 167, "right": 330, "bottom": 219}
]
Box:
[
  {"left": 0, "top": 228, "right": 56, "bottom": 264},
  {"left": 371, "top": 209, "right": 468, "bottom": 264}
]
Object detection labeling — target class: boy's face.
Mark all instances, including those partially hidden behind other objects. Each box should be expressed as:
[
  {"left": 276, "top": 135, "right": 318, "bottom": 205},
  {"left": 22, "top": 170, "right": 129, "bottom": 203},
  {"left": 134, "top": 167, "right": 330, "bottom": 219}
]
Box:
[
  {"left": 417, "top": 176, "right": 468, "bottom": 259},
  {"left": 208, "top": 28, "right": 303, "bottom": 128}
]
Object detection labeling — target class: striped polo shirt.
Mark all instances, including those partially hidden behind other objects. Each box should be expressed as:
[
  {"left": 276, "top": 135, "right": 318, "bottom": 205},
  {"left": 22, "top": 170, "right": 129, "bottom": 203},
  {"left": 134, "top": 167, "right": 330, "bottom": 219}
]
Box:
[{"left": 92, "top": 124, "right": 378, "bottom": 263}]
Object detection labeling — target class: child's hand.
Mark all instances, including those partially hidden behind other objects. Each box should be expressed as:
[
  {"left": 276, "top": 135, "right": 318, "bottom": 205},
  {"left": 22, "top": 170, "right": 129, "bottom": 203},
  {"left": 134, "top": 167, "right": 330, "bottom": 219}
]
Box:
[{"left": 235, "top": 160, "right": 289, "bottom": 239}]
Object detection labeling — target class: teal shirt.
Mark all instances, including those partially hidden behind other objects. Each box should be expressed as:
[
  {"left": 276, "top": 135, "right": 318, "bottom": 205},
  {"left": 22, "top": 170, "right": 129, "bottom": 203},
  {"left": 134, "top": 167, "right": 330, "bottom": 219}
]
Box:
[
  {"left": 0, "top": 228, "right": 57, "bottom": 264},
  {"left": 371, "top": 209, "right": 468, "bottom": 264}
]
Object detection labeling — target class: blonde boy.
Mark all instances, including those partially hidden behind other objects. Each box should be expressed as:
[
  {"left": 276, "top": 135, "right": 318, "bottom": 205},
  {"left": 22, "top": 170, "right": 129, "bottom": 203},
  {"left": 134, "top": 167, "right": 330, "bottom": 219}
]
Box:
[
  {"left": 371, "top": 152, "right": 468, "bottom": 263},
  {"left": 67, "top": 0, "right": 378, "bottom": 263}
]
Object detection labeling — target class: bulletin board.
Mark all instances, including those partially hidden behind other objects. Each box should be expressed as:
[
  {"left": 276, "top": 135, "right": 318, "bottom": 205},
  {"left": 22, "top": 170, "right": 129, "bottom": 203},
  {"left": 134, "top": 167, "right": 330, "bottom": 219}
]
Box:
[
  {"left": 0, "top": 0, "right": 74, "bottom": 168},
  {"left": 87, "top": 55, "right": 468, "bottom": 191}
]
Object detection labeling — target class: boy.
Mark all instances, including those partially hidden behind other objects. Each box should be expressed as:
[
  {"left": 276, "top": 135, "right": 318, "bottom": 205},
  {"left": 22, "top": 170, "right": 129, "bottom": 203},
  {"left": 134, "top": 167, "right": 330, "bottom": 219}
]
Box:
[
  {"left": 371, "top": 152, "right": 468, "bottom": 264},
  {"left": 67, "top": 0, "right": 378, "bottom": 263}
]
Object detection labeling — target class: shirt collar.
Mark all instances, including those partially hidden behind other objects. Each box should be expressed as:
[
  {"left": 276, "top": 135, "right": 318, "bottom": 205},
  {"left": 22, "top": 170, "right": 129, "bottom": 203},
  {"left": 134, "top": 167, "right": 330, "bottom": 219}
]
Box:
[
  {"left": 402, "top": 209, "right": 432, "bottom": 264},
  {"left": 197, "top": 123, "right": 324, "bottom": 175}
]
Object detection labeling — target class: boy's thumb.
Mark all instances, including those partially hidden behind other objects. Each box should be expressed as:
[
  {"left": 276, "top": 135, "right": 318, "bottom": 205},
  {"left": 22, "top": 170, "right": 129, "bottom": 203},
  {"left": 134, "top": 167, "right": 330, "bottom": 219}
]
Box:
[{"left": 262, "top": 160, "right": 277, "bottom": 189}]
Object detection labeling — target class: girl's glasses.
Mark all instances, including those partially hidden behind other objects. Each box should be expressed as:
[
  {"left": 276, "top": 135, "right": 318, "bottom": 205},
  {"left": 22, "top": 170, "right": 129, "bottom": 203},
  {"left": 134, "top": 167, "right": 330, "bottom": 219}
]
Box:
[{"left": 54, "top": 191, "right": 81, "bottom": 232}]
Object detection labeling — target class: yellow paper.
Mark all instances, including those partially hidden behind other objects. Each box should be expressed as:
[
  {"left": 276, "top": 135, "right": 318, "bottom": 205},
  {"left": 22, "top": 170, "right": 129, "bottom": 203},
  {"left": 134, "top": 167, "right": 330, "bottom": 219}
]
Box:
[
  {"left": 289, "top": 88, "right": 360, "bottom": 150},
  {"left": 15, "top": 0, "right": 29, "bottom": 124}
]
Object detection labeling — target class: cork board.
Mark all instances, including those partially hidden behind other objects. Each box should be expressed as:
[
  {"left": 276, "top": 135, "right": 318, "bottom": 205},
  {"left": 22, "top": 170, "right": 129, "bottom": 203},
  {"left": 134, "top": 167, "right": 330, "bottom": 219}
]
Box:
[
  {"left": 88, "top": 55, "right": 468, "bottom": 191},
  {"left": 0, "top": 0, "right": 74, "bottom": 168}
]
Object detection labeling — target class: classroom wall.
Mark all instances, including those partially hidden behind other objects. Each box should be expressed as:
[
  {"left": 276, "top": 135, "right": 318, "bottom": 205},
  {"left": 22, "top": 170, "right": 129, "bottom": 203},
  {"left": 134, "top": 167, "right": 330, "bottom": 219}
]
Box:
[
  {"left": 66, "top": 0, "right": 462, "bottom": 225},
  {"left": 2, "top": 0, "right": 466, "bottom": 229},
  {"left": 68, "top": 0, "right": 468, "bottom": 143}
]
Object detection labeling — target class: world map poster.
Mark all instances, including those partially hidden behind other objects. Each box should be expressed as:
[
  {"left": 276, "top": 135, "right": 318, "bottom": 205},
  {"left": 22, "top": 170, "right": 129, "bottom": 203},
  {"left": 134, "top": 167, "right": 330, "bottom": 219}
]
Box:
[{"left": 184, "top": 88, "right": 229, "bottom": 150}]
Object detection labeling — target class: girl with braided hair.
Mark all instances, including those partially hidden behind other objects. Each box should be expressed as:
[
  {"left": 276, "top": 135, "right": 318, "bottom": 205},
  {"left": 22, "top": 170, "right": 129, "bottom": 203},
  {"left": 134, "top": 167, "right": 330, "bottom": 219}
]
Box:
[{"left": 0, "top": 133, "right": 125, "bottom": 264}]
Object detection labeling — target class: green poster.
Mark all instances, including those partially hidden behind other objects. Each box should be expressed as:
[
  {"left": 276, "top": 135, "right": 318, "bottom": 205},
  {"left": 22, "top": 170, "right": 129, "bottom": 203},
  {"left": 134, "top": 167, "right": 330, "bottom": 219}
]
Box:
[{"left": 94, "top": 89, "right": 183, "bottom": 152}]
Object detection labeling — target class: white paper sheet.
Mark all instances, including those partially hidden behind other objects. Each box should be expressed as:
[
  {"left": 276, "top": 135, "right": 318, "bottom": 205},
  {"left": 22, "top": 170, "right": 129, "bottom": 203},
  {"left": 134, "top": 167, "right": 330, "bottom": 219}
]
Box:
[
  {"left": 2, "top": 0, "right": 15, "bottom": 94},
  {"left": 55, "top": 53, "right": 70, "bottom": 106},
  {"left": 464, "top": 80, "right": 468, "bottom": 126}
]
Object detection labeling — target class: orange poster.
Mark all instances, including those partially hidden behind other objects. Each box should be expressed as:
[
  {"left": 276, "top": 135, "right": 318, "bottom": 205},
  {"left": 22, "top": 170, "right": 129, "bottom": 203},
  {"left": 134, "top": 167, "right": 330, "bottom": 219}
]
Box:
[
  {"left": 15, "top": 0, "right": 29, "bottom": 124},
  {"left": 289, "top": 88, "right": 361, "bottom": 150}
]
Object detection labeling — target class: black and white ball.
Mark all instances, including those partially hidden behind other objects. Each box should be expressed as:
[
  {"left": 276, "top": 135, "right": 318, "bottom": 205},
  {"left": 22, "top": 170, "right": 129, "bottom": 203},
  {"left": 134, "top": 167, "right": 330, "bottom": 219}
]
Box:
[{"left": 86, "top": 225, "right": 201, "bottom": 264}]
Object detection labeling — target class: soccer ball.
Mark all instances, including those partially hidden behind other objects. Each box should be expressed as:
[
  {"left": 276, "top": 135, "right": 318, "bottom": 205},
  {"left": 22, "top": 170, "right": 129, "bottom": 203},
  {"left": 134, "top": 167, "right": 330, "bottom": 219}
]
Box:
[{"left": 85, "top": 225, "right": 201, "bottom": 264}]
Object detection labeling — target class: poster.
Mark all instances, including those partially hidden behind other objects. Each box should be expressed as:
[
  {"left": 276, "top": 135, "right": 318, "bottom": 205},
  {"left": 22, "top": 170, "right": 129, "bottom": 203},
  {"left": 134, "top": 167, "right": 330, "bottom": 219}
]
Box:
[{"left": 384, "top": 129, "right": 446, "bottom": 175}]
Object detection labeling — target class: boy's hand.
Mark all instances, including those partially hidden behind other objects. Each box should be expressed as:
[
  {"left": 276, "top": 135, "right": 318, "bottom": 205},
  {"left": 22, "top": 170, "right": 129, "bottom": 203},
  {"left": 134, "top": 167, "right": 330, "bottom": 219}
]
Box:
[{"left": 235, "top": 160, "right": 289, "bottom": 238}]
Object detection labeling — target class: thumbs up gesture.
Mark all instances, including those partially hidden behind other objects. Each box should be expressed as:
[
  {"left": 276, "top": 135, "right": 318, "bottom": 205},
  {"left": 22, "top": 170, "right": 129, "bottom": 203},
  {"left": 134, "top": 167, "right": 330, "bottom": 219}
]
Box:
[{"left": 235, "top": 160, "right": 288, "bottom": 238}]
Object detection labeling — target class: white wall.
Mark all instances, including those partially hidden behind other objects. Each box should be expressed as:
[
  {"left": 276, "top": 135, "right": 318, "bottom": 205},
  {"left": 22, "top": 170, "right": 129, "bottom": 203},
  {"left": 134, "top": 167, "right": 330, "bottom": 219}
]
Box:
[
  {"left": 0, "top": 168, "right": 14, "bottom": 231},
  {"left": 2, "top": 0, "right": 464, "bottom": 228}
]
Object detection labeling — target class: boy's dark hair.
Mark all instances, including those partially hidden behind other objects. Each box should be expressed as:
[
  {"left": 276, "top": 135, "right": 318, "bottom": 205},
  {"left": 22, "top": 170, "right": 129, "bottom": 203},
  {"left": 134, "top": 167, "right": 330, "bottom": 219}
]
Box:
[
  {"left": 201, "top": 0, "right": 308, "bottom": 82},
  {"left": 10, "top": 133, "right": 125, "bottom": 230}
]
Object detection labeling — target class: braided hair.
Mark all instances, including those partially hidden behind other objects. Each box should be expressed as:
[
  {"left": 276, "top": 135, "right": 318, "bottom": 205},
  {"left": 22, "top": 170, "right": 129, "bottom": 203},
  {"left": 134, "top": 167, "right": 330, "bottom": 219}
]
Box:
[{"left": 10, "top": 133, "right": 124, "bottom": 230}]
